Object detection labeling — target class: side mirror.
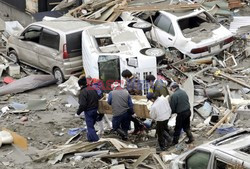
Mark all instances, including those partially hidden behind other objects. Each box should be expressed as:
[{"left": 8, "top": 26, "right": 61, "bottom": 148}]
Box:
[
  {"left": 178, "top": 161, "right": 185, "bottom": 169},
  {"left": 18, "top": 36, "right": 25, "bottom": 40}
]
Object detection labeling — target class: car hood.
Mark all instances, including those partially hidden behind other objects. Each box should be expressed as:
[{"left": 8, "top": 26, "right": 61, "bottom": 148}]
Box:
[{"left": 183, "top": 23, "right": 232, "bottom": 45}]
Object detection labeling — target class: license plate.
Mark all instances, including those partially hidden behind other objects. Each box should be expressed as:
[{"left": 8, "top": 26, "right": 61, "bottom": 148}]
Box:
[{"left": 211, "top": 45, "right": 220, "bottom": 52}]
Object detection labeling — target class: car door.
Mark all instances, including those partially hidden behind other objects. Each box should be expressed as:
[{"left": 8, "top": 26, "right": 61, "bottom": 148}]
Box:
[
  {"left": 38, "top": 28, "right": 61, "bottom": 72},
  {"left": 151, "top": 13, "right": 176, "bottom": 48},
  {"left": 15, "top": 25, "right": 41, "bottom": 67}
]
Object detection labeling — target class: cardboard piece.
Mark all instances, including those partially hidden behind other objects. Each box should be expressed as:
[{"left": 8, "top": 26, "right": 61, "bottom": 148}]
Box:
[{"left": 98, "top": 95, "right": 150, "bottom": 118}]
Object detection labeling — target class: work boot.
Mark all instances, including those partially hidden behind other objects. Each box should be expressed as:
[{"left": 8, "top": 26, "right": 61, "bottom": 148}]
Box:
[
  {"left": 172, "top": 136, "right": 179, "bottom": 146},
  {"left": 185, "top": 130, "right": 194, "bottom": 144},
  {"left": 116, "top": 129, "right": 128, "bottom": 141}
]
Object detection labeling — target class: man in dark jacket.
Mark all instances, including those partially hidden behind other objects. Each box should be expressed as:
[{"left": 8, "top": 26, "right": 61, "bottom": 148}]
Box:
[
  {"left": 108, "top": 82, "right": 133, "bottom": 140},
  {"left": 146, "top": 75, "right": 169, "bottom": 97},
  {"left": 169, "top": 82, "right": 194, "bottom": 145},
  {"left": 76, "top": 76, "right": 101, "bottom": 142},
  {"left": 122, "top": 69, "right": 145, "bottom": 134}
]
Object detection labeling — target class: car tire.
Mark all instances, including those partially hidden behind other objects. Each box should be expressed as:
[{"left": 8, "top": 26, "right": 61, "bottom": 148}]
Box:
[
  {"left": 8, "top": 50, "right": 19, "bottom": 63},
  {"left": 128, "top": 22, "right": 152, "bottom": 32},
  {"left": 140, "top": 48, "right": 166, "bottom": 64},
  {"left": 53, "top": 67, "right": 65, "bottom": 84},
  {"left": 140, "top": 48, "right": 165, "bottom": 57}
]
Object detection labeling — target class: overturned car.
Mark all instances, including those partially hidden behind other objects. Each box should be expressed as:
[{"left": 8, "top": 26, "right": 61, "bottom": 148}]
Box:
[
  {"left": 120, "top": 8, "right": 234, "bottom": 59},
  {"left": 81, "top": 21, "right": 165, "bottom": 94}
]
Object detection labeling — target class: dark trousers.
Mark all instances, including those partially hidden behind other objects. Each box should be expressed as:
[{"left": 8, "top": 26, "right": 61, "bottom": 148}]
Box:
[
  {"left": 84, "top": 108, "right": 99, "bottom": 142},
  {"left": 131, "top": 116, "right": 143, "bottom": 131},
  {"left": 173, "top": 110, "right": 191, "bottom": 137},
  {"left": 112, "top": 112, "right": 131, "bottom": 134},
  {"left": 156, "top": 119, "right": 171, "bottom": 148}
]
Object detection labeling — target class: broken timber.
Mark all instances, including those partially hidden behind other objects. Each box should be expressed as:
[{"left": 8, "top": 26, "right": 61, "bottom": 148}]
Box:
[
  {"left": 206, "top": 106, "right": 236, "bottom": 136},
  {"left": 214, "top": 70, "right": 250, "bottom": 89},
  {"left": 116, "top": 3, "right": 201, "bottom": 12}
]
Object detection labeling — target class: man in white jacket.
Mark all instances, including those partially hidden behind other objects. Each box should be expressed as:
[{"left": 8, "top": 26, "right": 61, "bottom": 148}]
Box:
[{"left": 147, "top": 93, "right": 172, "bottom": 151}]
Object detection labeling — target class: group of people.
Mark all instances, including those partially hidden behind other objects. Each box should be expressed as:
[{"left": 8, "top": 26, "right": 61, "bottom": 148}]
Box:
[{"left": 76, "top": 69, "right": 194, "bottom": 151}]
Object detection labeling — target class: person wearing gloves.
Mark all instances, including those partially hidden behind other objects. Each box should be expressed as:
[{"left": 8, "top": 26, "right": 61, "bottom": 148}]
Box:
[
  {"left": 147, "top": 92, "right": 172, "bottom": 151},
  {"left": 76, "top": 76, "right": 102, "bottom": 142},
  {"left": 146, "top": 75, "right": 169, "bottom": 97},
  {"left": 108, "top": 82, "right": 133, "bottom": 140},
  {"left": 169, "top": 82, "right": 194, "bottom": 145}
]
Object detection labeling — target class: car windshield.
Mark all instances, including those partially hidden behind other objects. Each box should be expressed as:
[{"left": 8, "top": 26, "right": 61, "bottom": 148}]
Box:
[{"left": 178, "top": 12, "right": 220, "bottom": 42}]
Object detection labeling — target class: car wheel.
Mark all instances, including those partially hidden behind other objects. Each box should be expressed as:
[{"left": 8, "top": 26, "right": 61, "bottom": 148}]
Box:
[
  {"left": 8, "top": 50, "right": 19, "bottom": 63},
  {"left": 140, "top": 48, "right": 166, "bottom": 64},
  {"left": 128, "top": 22, "right": 152, "bottom": 32},
  {"left": 141, "top": 48, "right": 165, "bottom": 57},
  {"left": 53, "top": 67, "right": 65, "bottom": 84}
]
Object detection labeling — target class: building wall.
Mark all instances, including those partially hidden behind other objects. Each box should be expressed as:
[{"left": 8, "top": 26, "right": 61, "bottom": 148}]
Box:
[
  {"left": 0, "top": 1, "right": 34, "bottom": 27},
  {"left": 0, "top": 0, "right": 26, "bottom": 11}
]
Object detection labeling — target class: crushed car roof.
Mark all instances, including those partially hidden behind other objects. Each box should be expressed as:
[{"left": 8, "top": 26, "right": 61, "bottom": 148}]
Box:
[
  {"left": 33, "top": 17, "right": 91, "bottom": 33},
  {"left": 201, "top": 129, "right": 250, "bottom": 163}
]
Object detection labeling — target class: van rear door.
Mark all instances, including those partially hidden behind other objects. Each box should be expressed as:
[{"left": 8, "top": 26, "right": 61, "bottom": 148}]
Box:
[{"left": 65, "top": 31, "right": 83, "bottom": 69}]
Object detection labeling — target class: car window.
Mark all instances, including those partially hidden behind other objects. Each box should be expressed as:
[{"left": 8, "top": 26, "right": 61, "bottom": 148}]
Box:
[
  {"left": 186, "top": 151, "right": 211, "bottom": 169},
  {"left": 40, "top": 28, "right": 59, "bottom": 50},
  {"left": 178, "top": 12, "right": 217, "bottom": 31},
  {"left": 215, "top": 158, "right": 244, "bottom": 169},
  {"left": 66, "top": 31, "right": 82, "bottom": 57},
  {"left": 22, "top": 25, "right": 42, "bottom": 43},
  {"left": 154, "top": 14, "right": 175, "bottom": 36}
]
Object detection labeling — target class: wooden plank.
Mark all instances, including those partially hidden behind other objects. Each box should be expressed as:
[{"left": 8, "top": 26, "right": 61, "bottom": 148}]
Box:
[
  {"left": 132, "top": 150, "right": 152, "bottom": 168},
  {"left": 216, "top": 70, "right": 250, "bottom": 89},
  {"left": 67, "top": 3, "right": 88, "bottom": 15},
  {"left": 152, "top": 153, "right": 168, "bottom": 169},
  {"left": 206, "top": 107, "right": 236, "bottom": 136},
  {"left": 100, "top": 148, "right": 154, "bottom": 158},
  {"left": 116, "top": 3, "right": 200, "bottom": 12},
  {"left": 98, "top": 4, "right": 119, "bottom": 21},
  {"left": 107, "top": 0, "right": 127, "bottom": 22},
  {"left": 100, "top": 138, "right": 128, "bottom": 151},
  {"left": 34, "top": 141, "right": 106, "bottom": 163},
  {"left": 86, "top": 6, "right": 110, "bottom": 19},
  {"left": 91, "top": 0, "right": 113, "bottom": 10}
]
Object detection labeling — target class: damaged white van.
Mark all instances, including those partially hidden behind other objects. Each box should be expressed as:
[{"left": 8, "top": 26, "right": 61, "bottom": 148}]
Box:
[
  {"left": 120, "top": 8, "right": 234, "bottom": 59},
  {"left": 81, "top": 21, "right": 165, "bottom": 94}
]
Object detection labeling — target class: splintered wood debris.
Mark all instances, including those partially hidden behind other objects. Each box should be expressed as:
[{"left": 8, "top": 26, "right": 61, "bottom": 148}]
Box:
[
  {"left": 33, "top": 138, "right": 167, "bottom": 168},
  {"left": 66, "top": 0, "right": 200, "bottom": 22}
]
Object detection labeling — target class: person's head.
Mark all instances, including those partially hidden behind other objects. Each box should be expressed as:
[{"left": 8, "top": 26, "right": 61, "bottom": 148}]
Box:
[
  {"left": 122, "top": 69, "right": 133, "bottom": 80},
  {"left": 78, "top": 76, "right": 87, "bottom": 88},
  {"left": 146, "top": 92, "right": 158, "bottom": 102},
  {"left": 170, "top": 82, "right": 179, "bottom": 92},
  {"left": 111, "top": 82, "right": 121, "bottom": 90},
  {"left": 146, "top": 75, "right": 156, "bottom": 87}
]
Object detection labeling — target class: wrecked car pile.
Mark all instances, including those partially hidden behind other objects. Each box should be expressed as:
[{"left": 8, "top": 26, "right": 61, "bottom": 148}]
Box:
[{"left": 1, "top": 0, "right": 250, "bottom": 168}]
